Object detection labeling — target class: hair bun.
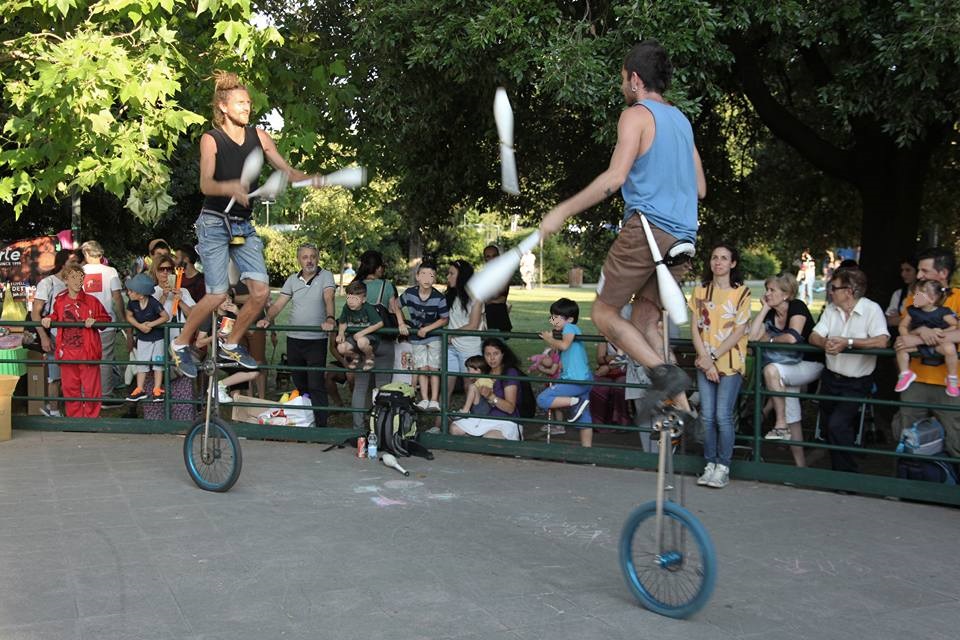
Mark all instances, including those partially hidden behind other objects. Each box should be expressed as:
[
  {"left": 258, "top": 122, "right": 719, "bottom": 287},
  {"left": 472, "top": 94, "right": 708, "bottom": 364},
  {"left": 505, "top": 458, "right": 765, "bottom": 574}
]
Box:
[{"left": 213, "top": 70, "right": 241, "bottom": 92}]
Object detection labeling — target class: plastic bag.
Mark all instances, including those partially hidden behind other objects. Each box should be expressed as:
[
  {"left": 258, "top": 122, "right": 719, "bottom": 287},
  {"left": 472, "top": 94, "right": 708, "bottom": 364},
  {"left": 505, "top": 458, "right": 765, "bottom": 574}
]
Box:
[{"left": 1, "top": 283, "right": 28, "bottom": 332}]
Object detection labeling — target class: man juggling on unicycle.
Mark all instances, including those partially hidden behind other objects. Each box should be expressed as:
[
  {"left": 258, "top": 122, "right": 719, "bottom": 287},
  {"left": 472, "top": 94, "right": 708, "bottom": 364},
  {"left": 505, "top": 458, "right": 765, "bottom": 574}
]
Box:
[
  {"left": 539, "top": 40, "right": 706, "bottom": 411},
  {"left": 169, "top": 71, "right": 331, "bottom": 378}
]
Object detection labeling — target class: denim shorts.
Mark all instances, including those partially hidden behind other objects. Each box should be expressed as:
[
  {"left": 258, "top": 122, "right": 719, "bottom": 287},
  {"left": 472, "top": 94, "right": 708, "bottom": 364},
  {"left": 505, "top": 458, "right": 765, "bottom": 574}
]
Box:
[{"left": 195, "top": 212, "right": 269, "bottom": 294}]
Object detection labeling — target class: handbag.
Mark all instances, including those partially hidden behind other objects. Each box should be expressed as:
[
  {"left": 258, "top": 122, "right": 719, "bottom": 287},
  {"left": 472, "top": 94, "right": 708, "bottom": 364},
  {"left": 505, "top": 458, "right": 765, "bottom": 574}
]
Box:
[
  {"left": 761, "top": 320, "right": 802, "bottom": 366},
  {"left": 373, "top": 281, "right": 399, "bottom": 340}
]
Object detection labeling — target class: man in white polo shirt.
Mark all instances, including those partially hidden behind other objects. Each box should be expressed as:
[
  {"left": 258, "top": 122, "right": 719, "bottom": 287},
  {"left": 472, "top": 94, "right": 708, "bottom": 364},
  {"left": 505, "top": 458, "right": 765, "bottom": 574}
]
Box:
[
  {"left": 809, "top": 267, "right": 889, "bottom": 472},
  {"left": 258, "top": 243, "right": 336, "bottom": 426},
  {"left": 80, "top": 241, "right": 125, "bottom": 397}
]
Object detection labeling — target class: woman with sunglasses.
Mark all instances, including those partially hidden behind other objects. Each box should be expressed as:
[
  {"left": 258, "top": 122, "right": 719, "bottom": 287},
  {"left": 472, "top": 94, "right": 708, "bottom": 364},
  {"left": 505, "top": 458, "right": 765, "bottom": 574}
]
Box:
[{"left": 150, "top": 254, "right": 196, "bottom": 344}]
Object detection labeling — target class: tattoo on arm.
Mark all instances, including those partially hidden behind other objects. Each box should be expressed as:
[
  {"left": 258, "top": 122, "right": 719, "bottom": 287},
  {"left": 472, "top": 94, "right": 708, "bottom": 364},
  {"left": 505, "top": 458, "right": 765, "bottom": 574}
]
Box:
[{"left": 604, "top": 187, "right": 613, "bottom": 197}]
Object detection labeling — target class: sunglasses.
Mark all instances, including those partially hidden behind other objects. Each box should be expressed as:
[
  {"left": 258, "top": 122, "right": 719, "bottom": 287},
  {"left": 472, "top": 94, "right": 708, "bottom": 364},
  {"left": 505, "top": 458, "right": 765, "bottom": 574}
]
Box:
[
  {"left": 828, "top": 285, "right": 850, "bottom": 292},
  {"left": 157, "top": 266, "right": 173, "bottom": 272}
]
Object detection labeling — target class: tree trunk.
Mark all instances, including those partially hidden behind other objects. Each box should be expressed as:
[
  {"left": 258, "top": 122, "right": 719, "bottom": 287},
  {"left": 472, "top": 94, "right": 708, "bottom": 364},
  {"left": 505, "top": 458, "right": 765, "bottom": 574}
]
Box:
[{"left": 853, "top": 141, "right": 931, "bottom": 303}]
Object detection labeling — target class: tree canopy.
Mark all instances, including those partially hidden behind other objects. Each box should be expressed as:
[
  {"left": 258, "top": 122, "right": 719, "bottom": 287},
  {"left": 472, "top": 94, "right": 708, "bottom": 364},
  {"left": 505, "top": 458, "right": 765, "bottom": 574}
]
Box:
[{"left": 2, "top": 1, "right": 958, "bottom": 296}]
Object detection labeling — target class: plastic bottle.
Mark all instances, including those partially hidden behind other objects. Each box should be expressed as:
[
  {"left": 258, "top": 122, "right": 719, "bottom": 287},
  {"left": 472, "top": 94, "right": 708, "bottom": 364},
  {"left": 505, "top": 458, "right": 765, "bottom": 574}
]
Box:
[{"left": 367, "top": 431, "right": 378, "bottom": 460}]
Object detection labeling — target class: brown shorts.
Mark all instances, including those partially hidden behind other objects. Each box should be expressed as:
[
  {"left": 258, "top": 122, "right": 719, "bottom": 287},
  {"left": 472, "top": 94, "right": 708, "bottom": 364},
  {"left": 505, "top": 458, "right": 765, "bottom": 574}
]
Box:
[{"left": 596, "top": 214, "right": 688, "bottom": 309}]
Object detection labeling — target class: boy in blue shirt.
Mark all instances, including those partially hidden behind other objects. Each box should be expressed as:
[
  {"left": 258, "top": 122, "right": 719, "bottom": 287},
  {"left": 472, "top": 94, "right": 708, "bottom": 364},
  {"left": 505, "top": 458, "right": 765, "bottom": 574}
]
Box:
[
  {"left": 398, "top": 262, "right": 449, "bottom": 410},
  {"left": 537, "top": 298, "right": 595, "bottom": 446}
]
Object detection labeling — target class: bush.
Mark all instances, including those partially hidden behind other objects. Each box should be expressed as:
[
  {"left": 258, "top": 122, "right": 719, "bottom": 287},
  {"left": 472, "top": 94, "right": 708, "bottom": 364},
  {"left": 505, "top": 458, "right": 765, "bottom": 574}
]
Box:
[
  {"left": 257, "top": 225, "right": 331, "bottom": 286},
  {"left": 739, "top": 246, "right": 781, "bottom": 280}
]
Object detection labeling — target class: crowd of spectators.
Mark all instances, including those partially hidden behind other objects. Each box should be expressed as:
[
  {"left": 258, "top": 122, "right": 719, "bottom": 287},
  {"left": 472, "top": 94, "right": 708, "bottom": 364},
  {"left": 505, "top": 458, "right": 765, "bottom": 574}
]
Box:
[{"left": 30, "top": 238, "right": 960, "bottom": 486}]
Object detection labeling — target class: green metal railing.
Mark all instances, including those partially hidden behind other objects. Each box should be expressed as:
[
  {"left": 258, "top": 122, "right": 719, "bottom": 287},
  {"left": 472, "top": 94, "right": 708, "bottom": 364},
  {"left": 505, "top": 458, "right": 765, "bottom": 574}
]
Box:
[{"left": 3, "top": 319, "right": 958, "bottom": 505}]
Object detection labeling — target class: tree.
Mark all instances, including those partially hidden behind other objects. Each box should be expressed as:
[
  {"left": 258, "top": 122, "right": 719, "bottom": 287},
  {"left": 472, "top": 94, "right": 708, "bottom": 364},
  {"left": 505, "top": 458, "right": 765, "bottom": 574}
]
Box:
[
  {"left": 0, "top": 0, "right": 283, "bottom": 222},
  {"left": 351, "top": 0, "right": 960, "bottom": 296}
]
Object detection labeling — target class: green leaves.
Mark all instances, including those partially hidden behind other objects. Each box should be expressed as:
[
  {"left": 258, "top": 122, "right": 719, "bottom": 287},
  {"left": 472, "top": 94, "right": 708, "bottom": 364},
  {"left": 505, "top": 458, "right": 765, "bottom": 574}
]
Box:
[{"left": 0, "top": 0, "right": 258, "bottom": 221}]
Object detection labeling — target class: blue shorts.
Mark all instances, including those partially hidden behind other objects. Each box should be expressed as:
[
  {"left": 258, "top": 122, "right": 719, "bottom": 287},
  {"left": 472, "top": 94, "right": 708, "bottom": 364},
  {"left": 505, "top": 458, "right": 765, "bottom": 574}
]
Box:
[
  {"left": 195, "top": 212, "right": 269, "bottom": 294},
  {"left": 536, "top": 382, "right": 591, "bottom": 409}
]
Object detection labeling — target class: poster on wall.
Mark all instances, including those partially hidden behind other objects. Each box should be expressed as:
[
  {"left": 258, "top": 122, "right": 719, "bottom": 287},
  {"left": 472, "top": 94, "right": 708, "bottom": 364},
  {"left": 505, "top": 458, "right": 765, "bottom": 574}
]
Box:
[{"left": 0, "top": 236, "right": 60, "bottom": 301}]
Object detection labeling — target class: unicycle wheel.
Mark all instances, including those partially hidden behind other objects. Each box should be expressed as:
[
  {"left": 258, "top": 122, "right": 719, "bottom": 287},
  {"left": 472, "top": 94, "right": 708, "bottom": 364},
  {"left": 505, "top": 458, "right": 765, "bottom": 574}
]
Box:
[
  {"left": 619, "top": 500, "right": 716, "bottom": 618},
  {"left": 183, "top": 417, "right": 242, "bottom": 492}
]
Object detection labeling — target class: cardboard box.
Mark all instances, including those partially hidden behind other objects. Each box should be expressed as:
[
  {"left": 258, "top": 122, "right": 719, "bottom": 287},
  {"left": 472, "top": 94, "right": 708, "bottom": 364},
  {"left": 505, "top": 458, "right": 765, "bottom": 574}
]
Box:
[
  {"left": 26, "top": 349, "right": 45, "bottom": 416},
  {"left": 230, "top": 394, "right": 282, "bottom": 425}
]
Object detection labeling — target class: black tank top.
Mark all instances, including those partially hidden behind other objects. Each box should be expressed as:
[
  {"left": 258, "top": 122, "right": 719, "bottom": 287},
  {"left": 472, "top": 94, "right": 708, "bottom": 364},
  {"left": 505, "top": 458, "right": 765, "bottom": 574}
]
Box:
[{"left": 201, "top": 126, "right": 264, "bottom": 219}]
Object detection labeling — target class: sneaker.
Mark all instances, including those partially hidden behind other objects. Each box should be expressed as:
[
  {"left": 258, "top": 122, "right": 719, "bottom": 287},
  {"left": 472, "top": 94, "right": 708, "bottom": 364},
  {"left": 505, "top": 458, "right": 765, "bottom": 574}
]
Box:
[
  {"left": 40, "top": 406, "right": 62, "bottom": 418},
  {"left": 219, "top": 343, "right": 258, "bottom": 369},
  {"left": 217, "top": 383, "right": 233, "bottom": 404},
  {"left": 765, "top": 427, "right": 790, "bottom": 440},
  {"left": 152, "top": 388, "right": 165, "bottom": 402},
  {"left": 126, "top": 387, "right": 147, "bottom": 402},
  {"left": 567, "top": 399, "right": 590, "bottom": 423},
  {"left": 547, "top": 424, "right": 566, "bottom": 435},
  {"left": 894, "top": 370, "right": 917, "bottom": 393},
  {"left": 946, "top": 377, "right": 959, "bottom": 398},
  {"left": 425, "top": 426, "right": 441, "bottom": 434},
  {"left": 697, "top": 462, "right": 717, "bottom": 486},
  {"left": 707, "top": 464, "right": 729, "bottom": 488},
  {"left": 415, "top": 399, "right": 431, "bottom": 411},
  {"left": 169, "top": 342, "right": 198, "bottom": 379},
  {"left": 427, "top": 400, "right": 441, "bottom": 411},
  {"left": 648, "top": 364, "right": 690, "bottom": 397}
]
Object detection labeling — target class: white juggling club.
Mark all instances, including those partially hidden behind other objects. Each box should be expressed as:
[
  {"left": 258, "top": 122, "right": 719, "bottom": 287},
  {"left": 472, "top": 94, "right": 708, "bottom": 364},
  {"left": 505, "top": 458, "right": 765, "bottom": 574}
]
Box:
[
  {"left": 247, "top": 170, "right": 289, "bottom": 201},
  {"left": 224, "top": 147, "right": 264, "bottom": 213},
  {"left": 381, "top": 453, "right": 409, "bottom": 477},
  {"left": 292, "top": 166, "right": 368, "bottom": 189},
  {"left": 466, "top": 230, "right": 540, "bottom": 303},
  {"left": 638, "top": 214, "right": 688, "bottom": 325},
  {"left": 494, "top": 88, "right": 519, "bottom": 195}
]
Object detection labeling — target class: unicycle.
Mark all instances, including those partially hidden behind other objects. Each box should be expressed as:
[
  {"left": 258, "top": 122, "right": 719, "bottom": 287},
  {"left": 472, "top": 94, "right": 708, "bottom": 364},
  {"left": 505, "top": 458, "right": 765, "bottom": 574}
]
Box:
[
  {"left": 619, "top": 309, "right": 716, "bottom": 618},
  {"left": 183, "top": 311, "right": 243, "bottom": 492}
]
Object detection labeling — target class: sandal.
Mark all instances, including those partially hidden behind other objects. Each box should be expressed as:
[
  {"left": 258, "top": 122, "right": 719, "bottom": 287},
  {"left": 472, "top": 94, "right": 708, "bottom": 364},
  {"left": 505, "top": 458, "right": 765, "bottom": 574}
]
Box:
[
  {"left": 764, "top": 427, "right": 790, "bottom": 441},
  {"left": 362, "top": 358, "right": 375, "bottom": 371}
]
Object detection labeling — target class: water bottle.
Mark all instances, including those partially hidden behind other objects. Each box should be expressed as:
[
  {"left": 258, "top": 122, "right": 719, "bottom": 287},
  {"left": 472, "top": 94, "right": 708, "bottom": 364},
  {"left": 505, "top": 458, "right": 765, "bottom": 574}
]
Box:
[{"left": 367, "top": 431, "right": 378, "bottom": 460}]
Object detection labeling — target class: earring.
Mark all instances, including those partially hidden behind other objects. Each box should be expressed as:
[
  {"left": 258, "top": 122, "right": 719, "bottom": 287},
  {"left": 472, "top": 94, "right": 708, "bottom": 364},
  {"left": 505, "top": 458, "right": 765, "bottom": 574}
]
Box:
[{"left": 632, "top": 86, "right": 639, "bottom": 93}]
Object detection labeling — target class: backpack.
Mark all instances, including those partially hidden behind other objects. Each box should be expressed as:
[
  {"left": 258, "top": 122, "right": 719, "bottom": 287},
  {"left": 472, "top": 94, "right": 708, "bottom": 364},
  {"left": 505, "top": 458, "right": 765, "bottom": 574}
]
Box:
[
  {"left": 896, "top": 417, "right": 945, "bottom": 456},
  {"left": 517, "top": 378, "right": 536, "bottom": 420},
  {"left": 369, "top": 382, "right": 418, "bottom": 457},
  {"left": 896, "top": 458, "right": 958, "bottom": 485}
]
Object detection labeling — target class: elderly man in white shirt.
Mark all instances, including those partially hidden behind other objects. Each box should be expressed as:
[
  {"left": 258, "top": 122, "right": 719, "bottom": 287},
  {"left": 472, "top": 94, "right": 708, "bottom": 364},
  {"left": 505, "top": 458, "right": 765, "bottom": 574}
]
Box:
[{"left": 809, "top": 267, "right": 889, "bottom": 473}]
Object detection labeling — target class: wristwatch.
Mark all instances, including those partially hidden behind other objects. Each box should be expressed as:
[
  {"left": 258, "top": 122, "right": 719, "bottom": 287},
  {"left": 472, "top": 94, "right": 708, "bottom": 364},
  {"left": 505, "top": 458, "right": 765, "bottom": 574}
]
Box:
[{"left": 847, "top": 338, "right": 854, "bottom": 349}]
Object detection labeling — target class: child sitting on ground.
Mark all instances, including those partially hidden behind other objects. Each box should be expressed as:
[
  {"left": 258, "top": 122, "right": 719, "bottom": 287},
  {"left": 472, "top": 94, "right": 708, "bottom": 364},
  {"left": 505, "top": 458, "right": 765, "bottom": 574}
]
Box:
[
  {"left": 536, "top": 297, "right": 595, "bottom": 446},
  {"left": 895, "top": 279, "right": 959, "bottom": 397},
  {"left": 125, "top": 273, "right": 170, "bottom": 402},
  {"left": 460, "top": 355, "right": 493, "bottom": 416},
  {"left": 336, "top": 280, "right": 384, "bottom": 371}
]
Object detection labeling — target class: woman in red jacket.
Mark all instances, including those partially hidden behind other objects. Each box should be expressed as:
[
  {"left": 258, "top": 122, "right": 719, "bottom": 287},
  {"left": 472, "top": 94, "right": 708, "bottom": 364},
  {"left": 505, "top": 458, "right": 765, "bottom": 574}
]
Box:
[{"left": 41, "top": 265, "right": 112, "bottom": 417}]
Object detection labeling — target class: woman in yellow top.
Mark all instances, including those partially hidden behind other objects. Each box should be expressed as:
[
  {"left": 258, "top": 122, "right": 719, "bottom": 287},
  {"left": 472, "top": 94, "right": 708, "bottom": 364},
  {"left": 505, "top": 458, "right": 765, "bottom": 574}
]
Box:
[{"left": 689, "top": 244, "right": 751, "bottom": 489}]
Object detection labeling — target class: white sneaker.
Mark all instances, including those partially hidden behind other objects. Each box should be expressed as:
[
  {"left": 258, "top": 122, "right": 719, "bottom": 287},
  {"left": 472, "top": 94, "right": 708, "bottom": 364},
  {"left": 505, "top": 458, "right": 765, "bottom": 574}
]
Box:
[
  {"left": 697, "top": 462, "right": 717, "bottom": 486},
  {"left": 427, "top": 400, "right": 441, "bottom": 411},
  {"left": 40, "top": 406, "right": 62, "bottom": 418},
  {"left": 707, "top": 464, "right": 729, "bottom": 489},
  {"left": 415, "top": 399, "right": 431, "bottom": 410},
  {"left": 217, "top": 383, "right": 233, "bottom": 404}
]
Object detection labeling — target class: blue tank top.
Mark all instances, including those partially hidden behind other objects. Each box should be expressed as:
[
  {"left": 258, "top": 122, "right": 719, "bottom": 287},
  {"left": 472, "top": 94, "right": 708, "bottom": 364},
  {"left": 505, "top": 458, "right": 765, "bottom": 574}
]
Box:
[{"left": 620, "top": 100, "right": 698, "bottom": 242}]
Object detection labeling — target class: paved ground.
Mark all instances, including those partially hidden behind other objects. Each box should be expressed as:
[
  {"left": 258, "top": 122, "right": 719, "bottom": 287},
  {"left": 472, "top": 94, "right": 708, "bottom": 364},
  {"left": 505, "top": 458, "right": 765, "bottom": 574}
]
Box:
[{"left": 0, "top": 431, "right": 957, "bottom": 640}]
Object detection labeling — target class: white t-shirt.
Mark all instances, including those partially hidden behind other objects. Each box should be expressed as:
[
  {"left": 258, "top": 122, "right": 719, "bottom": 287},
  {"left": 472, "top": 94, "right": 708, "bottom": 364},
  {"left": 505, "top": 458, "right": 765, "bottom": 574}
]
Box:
[
  {"left": 82, "top": 263, "right": 122, "bottom": 321},
  {"left": 812, "top": 297, "right": 889, "bottom": 378},
  {"left": 34, "top": 274, "right": 66, "bottom": 337},
  {"left": 151, "top": 285, "right": 197, "bottom": 342},
  {"left": 447, "top": 297, "right": 482, "bottom": 355}
]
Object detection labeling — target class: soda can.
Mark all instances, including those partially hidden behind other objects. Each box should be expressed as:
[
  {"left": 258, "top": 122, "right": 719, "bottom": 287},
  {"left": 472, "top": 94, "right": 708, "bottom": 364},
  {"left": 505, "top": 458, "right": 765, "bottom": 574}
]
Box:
[{"left": 357, "top": 436, "right": 367, "bottom": 459}]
